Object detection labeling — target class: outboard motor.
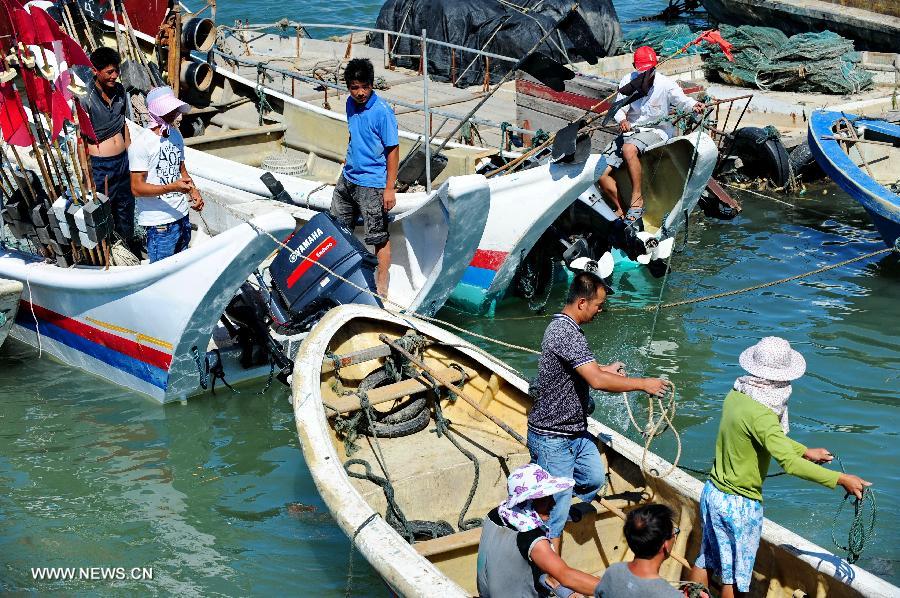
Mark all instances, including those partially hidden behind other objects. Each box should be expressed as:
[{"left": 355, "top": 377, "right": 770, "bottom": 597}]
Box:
[
  {"left": 268, "top": 212, "right": 382, "bottom": 334},
  {"left": 222, "top": 213, "right": 383, "bottom": 385}
]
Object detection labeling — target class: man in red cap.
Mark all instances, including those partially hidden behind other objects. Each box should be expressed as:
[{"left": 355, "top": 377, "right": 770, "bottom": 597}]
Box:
[{"left": 598, "top": 46, "right": 705, "bottom": 226}]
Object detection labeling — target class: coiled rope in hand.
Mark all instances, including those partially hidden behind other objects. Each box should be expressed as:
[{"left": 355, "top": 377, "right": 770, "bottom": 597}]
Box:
[
  {"left": 622, "top": 383, "right": 682, "bottom": 479},
  {"left": 831, "top": 455, "right": 877, "bottom": 565}
]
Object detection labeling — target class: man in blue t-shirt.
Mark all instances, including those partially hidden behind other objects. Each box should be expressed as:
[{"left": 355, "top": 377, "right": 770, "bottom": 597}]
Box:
[{"left": 330, "top": 58, "right": 399, "bottom": 297}]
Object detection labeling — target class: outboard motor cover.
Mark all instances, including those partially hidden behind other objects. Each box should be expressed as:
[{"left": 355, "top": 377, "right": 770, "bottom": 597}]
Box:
[{"left": 270, "top": 213, "right": 382, "bottom": 327}]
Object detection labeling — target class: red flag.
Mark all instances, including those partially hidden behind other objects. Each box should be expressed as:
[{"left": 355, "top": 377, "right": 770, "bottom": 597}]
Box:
[
  {"left": 74, "top": 97, "right": 97, "bottom": 142},
  {"left": 11, "top": 7, "right": 35, "bottom": 45},
  {"left": 60, "top": 34, "right": 92, "bottom": 67},
  {"left": 29, "top": 6, "right": 64, "bottom": 46},
  {"left": 20, "top": 65, "right": 51, "bottom": 113},
  {"left": 685, "top": 29, "right": 734, "bottom": 62},
  {"left": 50, "top": 86, "right": 71, "bottom": 140},
  {"left": 0, "top": 82, "right": 34, "bottom": 146}
]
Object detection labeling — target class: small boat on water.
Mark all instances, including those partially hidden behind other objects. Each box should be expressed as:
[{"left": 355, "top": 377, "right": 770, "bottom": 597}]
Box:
[
  {"left": 291, "top": 304, "right": 899, "bottom": 597},
  {"left": 700, "top": 0, "right": 900, "bottom": 53},
  {"left": 808, "top": 111, "right": 900, "bottom": 248},
  {"left": 1, "top": 118, "right": 490, "bottom": 401},
  {"left": 0, "top": 278, "right": 23, "bottom": 350}
]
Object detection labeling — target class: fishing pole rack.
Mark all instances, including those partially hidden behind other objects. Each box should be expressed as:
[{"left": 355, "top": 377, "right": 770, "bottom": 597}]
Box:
[{"left": 0, "top": 8, "right": 115, "bottom": 268}]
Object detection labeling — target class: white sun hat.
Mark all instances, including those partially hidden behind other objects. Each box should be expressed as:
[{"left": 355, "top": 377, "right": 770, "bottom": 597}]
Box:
[{"left": 739, "top": 336, "right": 807, "bottom": 382}]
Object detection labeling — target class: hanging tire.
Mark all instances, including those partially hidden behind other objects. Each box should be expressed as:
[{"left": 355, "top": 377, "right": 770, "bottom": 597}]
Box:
[
  {"left": 725, "top": 127, "right": 791, "bottom": 187},
  {"left": 357, "top": 367, "right": 431, "bottom": 438},
  {"left": 789, "top": 141, "right": 825, "bottom": 183}
]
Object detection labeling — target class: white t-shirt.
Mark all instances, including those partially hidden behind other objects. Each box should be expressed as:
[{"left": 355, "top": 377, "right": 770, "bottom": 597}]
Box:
[
  {"left": 128, "top": 127, "right": 189, "bottom": 226},
  {"left": 612, "top": 71, "right": 698, "bottom": 142}
]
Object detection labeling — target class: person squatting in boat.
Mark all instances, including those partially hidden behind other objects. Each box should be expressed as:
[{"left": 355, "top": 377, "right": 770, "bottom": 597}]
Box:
[
  {"left": 81, "top": 47, "right": 140, "bottom": 256},
  {"left": 527, "top": 271, "right": 671, "bottom": 555},
  {"left": 687, "top": 336, "right": 871, "bottom": 598},
  {"left": 329, "top": 58, "right": 399, "bottom": 298},
  {"left": 129, "top": 86, "right": 204, "bottom": 263},
  {"left": 476, "top": 463, "right": 601, "bottom": 597},
  {"left": 597, "top": 46, "right": 705, "bottom": 227},
  {"left": 478, "top": 464, "right": 695, "bottom": 598}
]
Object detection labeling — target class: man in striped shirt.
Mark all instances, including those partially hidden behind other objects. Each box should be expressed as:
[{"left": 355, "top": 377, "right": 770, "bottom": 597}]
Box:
[{"left": 527, "top": 272, "right": 671, "bottom": 553}]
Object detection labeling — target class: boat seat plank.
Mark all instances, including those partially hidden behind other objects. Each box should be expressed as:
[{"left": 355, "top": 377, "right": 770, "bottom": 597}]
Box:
[
  {"left": 328, "top": 366, "right": 472, "bottom": 414},
  {"left": 414, "top": 527, "right": 482, "bottom": 557}
]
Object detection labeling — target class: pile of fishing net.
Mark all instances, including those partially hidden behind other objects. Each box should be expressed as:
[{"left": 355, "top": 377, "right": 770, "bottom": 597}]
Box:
[
  {"left": 618, "top": 24, "right": 698, "bottom": 56},
  {"left": 703, "top": 25, "right": 873, "bottom": 94}
]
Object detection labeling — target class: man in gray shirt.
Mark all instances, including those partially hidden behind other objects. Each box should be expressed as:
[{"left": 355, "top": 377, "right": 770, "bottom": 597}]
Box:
[{"left": 594, "top": 504, "right": 684, "bottom": 598}]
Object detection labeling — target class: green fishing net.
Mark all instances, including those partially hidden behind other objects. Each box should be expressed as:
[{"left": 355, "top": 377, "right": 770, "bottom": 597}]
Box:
[{"left": 703, "top": 26, "right": 874, "bottom": 94}]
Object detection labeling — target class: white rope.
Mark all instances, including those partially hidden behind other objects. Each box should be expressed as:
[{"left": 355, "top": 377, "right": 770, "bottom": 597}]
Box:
[
  {"left": 25, "top": 262, "right": 42, "bottom": 357},
  {"left": 201, "top": 193, "right": 543, "bottom": 362}
]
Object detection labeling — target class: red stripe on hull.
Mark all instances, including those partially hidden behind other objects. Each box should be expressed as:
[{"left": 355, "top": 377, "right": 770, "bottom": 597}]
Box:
[
  {"left": 470, "top": 249, "right": 508, "bottom": 271},
  {"left": 21, "top": 301, "right": 173, "bottom": 371}
]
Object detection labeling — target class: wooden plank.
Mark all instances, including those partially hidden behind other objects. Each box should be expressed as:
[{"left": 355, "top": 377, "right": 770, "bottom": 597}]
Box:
[
  {"left": 414, "top": 527, "right": 482, "bottom": 557},
  {"left": 327, "top": 366, "right": 471, "bottom": 414}
]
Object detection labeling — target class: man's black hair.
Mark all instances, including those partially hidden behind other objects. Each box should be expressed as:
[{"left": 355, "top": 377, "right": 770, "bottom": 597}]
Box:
[
  {"left": 344, "top": 58, "right": 375, "bottom": 87},
  {"left": 565, "top": 271, "right": 610, "bottom": 305},
  {"left": 624, "top": 504, "right": 675, "bottom": 559},
  {"left": 90, "top": 47, "right": 121, "bottom": 71}
]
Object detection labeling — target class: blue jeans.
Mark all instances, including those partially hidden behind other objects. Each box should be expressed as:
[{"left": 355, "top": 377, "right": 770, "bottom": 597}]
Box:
[
  {"left": 527, "top": 429, "right": 606, "bottom": 539},
  {"left": 146, "top": 215, "right": 191, "bottom": 263},
  {"left": 90, "top": 152, "right": 139, "bottom": 255}
]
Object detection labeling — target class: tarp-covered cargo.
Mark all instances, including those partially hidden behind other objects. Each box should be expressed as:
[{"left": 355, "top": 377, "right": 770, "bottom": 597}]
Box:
[{"left": 370, "top": 0, "right": 622, "bottom": 87}]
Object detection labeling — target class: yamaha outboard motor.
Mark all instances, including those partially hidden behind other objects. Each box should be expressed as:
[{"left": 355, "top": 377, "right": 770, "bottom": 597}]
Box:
[
  {"left": 223, "top": 213, "right": 383, "bottom": 385},
  {"left": 268, "top": 212, "right": 382, "bottom": 333}
]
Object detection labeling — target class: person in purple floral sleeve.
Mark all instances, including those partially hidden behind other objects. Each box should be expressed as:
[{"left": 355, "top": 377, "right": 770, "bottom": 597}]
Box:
[{"left": 477, "top": 463, "right": 600, "bottom": 598}]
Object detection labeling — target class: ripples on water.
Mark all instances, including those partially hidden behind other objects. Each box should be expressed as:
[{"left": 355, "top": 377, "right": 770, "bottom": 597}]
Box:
[{"left": 1, "top": 0, "right": 898, "bottom": 594}]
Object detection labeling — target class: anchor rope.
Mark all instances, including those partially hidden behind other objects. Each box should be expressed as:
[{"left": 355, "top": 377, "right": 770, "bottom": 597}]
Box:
[{"left": 830, "top": 455, "right": 877, "bottom": 565}]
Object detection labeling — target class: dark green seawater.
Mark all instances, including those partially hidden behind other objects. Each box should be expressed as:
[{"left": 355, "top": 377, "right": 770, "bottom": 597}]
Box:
[{"left": 2, "top": 0, "right": 899, "bottom": 594}]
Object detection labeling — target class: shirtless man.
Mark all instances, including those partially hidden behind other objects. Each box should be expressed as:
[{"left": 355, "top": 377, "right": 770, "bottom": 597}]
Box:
[{"left": 81, "top": 47, "right": 139, "bottom": 255}]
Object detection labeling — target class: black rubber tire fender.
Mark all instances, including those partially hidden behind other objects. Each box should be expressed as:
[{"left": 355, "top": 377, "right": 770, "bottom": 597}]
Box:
[
  {"left": 357, "top": 367, "right": 431, "bottom": 438},
  {"left": 726, "top": 127, "right": 791, "bottom": 187},
  {"left": 789, "top": 141, "right": 826, "bottom": 183}
]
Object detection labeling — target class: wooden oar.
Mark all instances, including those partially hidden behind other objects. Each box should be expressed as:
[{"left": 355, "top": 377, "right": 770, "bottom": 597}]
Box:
[
  {"left": 379, "top": 334, "right": 695, "bottom": 570},
  {"left": 594, "top": 497, "right": 692, "bottom": 570},
  {"left": 378, "top": 334, "right": 526, "bottom": 445}
]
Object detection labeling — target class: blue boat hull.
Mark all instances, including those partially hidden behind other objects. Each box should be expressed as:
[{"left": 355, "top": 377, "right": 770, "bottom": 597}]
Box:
[{"left": 808, "top": 111, "right": 900, "bottom": 248}]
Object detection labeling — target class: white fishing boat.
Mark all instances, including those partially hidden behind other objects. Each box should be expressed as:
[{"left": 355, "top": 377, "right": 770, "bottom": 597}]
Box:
[
  {"left": 0, "top": 129, "right": 490, "bottom": 401},
  {"left": 291, "top": 304, "right": 898, "bottom": 598},
  {"left": 116, "top": 25, "right": 617, "bottom": 314},
  {"left": 0, "top": 278, "right": 22, "bottom": 350}
]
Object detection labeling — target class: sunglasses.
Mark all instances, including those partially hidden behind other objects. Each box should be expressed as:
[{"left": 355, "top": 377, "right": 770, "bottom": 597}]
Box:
[{"left": 671, "top": 526, "right": 680, "bottom": 539}]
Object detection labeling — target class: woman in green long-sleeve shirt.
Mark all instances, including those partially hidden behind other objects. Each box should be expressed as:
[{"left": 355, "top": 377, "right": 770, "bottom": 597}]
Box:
[{"left": 687, "top": 337, "right": 870, "bottom": 598}]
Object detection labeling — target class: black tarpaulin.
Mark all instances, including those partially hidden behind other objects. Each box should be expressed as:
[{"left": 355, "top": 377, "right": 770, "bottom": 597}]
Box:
[{"left": 370, "top": 0, "right": 622, "bottom": 88}]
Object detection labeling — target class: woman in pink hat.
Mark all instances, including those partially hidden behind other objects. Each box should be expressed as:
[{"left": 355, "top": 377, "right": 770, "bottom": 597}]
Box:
[
  {"left": 688, "top": 337, "right": 870, "bottom": 598},
  {"left": 129, "top": 86, "right": 204, "bottom": 262}
]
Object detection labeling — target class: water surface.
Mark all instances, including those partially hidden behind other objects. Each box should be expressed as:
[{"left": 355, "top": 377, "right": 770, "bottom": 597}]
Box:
[{"left": 2, "top": 0, "right": 898, "bottom": 595}]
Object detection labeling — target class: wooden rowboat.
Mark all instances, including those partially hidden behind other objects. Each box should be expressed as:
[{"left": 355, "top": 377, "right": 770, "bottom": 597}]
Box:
[{"left": 291, "top": 304, "right": 899, "bottom": 597}]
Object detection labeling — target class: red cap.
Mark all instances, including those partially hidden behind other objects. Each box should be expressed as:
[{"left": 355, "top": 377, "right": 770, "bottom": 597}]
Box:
[{"left": 633, "top": 46, "right": 658, "bottom": 72}]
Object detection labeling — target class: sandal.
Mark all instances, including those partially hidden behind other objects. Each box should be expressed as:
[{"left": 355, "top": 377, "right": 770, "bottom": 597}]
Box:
[{"left": 624, "top": 198, "right": 645, "bottom": 223}]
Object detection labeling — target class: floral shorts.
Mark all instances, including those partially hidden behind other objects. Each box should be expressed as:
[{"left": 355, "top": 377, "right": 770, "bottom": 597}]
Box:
[{"left": 694, "top": 480, "right": 763, "bottom": 592}]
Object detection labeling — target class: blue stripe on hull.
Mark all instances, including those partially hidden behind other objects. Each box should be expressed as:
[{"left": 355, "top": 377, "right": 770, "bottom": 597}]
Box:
[
  {"left": 459, "top": 265, "right": 496, "bottom": 289},
  {"left": 16, "top": 316, "right": 168, "bottom": 390}
]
